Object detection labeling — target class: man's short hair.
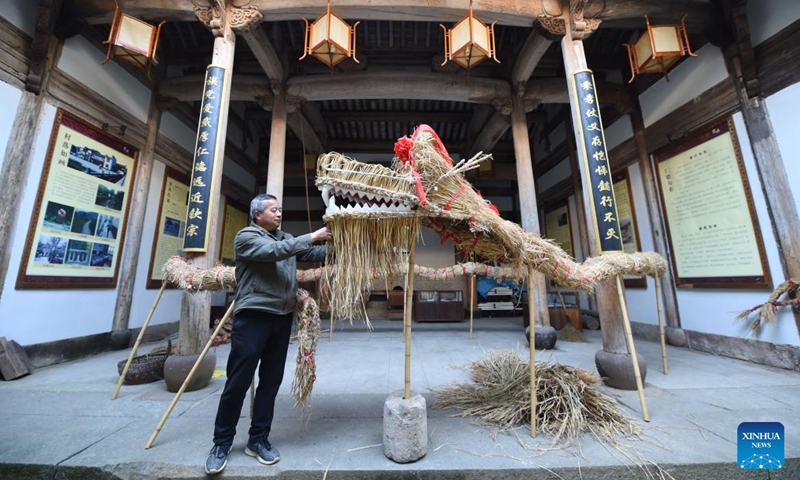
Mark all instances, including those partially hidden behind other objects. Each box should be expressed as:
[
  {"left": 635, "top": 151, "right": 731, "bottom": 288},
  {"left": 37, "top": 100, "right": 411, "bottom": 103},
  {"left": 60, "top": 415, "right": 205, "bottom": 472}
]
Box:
[{"left": 250, "top": 193, "right": 278, "bottom": 221}]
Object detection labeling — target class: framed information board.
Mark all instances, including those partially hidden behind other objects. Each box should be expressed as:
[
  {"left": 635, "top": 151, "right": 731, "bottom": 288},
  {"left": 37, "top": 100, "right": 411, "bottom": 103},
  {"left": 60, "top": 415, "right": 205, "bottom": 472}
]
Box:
[
  {"left": 544, "top": 203, "right": 574, "bottom": 259},
  {"left": 654, "top": 118, "right": 771, "bottom": 289},
  {"left": 16, "top": 109, "right": 138, "bottom": 289},
  {"left": 147, "top": 168, "right": 189, "bottom": 288},
  {"left": 219, "top": 198, "right": 249, "bottom": 266},
  {"left": 613, "top": 171, "right": 646, "bottom": 288}
]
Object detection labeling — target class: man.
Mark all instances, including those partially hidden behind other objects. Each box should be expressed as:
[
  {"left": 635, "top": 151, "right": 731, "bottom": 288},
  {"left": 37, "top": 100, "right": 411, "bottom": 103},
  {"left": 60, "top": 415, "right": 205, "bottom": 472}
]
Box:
[{"left": 205, "top": 193, "right": 332, "bottom": 474}]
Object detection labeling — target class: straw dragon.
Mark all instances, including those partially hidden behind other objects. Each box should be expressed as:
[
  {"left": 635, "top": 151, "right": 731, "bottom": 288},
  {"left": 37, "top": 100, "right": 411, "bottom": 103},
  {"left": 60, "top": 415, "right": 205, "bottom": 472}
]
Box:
[{"left": 316, "top": 125, "right": 667, "bottom": 318}]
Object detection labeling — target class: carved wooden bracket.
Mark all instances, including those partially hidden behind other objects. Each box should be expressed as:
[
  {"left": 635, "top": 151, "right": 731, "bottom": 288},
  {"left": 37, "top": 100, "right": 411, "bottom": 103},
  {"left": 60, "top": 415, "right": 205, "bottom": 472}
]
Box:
[
  {"left": 285, "top": 95, "right": 306, "bottom": 114},
  {"left": 491, "top": 98, "right": 513, "bottom": 116},
  {"left": 536, "top": 6, "right": 600, "bottom": 41},
  {"left": 195, "top": 5, "right": 262, "bottom": 36},
  {"left": 254, "top": 94, "right": 273, "bottom": 111}
]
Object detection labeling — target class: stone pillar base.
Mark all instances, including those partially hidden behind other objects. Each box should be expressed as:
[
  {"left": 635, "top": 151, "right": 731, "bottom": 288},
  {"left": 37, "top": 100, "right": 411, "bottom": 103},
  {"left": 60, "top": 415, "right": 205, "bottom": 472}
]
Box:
[
  {"left": 595, "top": 349, "right": 647, "bottom": 390},
  {"left": 525, "top": 325, "right": 558, "bottom": 350},
  {"left": 383, "top": 391, "right": 427, "bottom": 463}
]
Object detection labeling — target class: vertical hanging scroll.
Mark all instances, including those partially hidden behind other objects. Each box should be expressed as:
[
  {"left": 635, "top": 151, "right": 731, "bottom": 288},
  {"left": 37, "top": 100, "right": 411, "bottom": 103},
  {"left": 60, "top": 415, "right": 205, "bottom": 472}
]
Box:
[
  {"left": 183, "top": 65, "right": 226, "bottom": 252},
  {"left": 571, "top": 70, "right": 623, "bottom": 254}
]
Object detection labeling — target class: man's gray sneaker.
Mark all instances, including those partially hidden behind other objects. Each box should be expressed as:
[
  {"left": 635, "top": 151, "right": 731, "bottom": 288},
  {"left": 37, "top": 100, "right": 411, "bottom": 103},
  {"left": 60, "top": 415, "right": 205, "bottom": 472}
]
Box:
[
  {"left": 205, "top": 444, "right": 230, "bottom": 474},
  {"left": 245, "top": 438, "right": 280, "bottom": 465}
]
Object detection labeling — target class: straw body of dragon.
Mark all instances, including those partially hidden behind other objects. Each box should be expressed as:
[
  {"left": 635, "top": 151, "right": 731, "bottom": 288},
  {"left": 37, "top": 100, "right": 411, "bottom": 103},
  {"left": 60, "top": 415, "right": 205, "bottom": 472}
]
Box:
[{"left": 315, "top": 125, "right": 667, "bottom": 318}]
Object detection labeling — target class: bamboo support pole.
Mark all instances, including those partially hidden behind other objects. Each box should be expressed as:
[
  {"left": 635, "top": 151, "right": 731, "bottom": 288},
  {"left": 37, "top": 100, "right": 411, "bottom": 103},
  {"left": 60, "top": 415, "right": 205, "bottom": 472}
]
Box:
[
  {"left": 615, "top": 276, "right": 649, "bottom": 422},
  {"left": 112, "top": 282, "right": 167, "bottom": 400},
  {"left": 469, "top": 274, "right": 475, "bottom": 339},
  {"left": 527, "top": 268, "right": 537, "bottom": 438},
  {"left": 145, "top": 301, "right": 235, "bottom": 449},
  {"left": 655, "top": 276, "right": 668, "bottom": 375},
  {"left": 403, "top": 245, "right": 416, "bottom": 400}
]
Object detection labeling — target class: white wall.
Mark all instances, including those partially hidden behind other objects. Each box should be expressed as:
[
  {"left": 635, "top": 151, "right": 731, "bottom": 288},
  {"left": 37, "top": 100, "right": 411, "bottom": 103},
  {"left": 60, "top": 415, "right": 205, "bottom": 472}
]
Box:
[
  {"left": 59, "top": 36, "right": 151, "bottom": 123},
  {"left": 609, "top": 6, "right": 800, "bottom": 347},
  {"left": 0, "top": 81, "right": 22, "bottom": 171},
  {"left": 640, "top": 44, "right": 729, "bottom": 128},
  {"left": 764, "top": 85, "right": 800, "bottom": 228},
  {"left": 748, "top": 0, "right": 800, "bottom": 45},
  {"left": 0, "top": 0, "right": 36, "bottom": 36}
]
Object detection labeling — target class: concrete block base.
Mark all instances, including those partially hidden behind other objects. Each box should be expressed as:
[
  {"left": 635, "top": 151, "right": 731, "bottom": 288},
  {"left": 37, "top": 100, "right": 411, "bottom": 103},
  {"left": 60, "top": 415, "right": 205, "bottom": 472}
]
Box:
[{"left": 383, "top": 391, "right": 427, "bottom": 463}]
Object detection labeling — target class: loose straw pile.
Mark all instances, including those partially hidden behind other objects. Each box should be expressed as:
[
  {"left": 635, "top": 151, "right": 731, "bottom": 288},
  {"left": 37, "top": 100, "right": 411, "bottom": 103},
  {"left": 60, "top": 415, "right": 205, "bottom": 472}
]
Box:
[
  {"left": 736, "top": 278, "right": 799, "bottom": 336},
  {"left": 435, "top": 350, "right": 640, "bottom": 446}
]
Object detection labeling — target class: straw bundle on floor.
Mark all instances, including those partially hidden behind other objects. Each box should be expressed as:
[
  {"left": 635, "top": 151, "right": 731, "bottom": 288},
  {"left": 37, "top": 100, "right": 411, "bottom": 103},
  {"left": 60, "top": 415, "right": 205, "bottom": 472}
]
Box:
[
  {"left": 292, "top": 288, "right": 321, "bottom": 407},
  {"left": 435, "top": 351, "right": 640, "bottom": 446},
  {"left": 558, "top": 323, "right": 590, "bottom": 342},
  {"left": 736, "top": 278, "right": 799, "bottom": 336}
]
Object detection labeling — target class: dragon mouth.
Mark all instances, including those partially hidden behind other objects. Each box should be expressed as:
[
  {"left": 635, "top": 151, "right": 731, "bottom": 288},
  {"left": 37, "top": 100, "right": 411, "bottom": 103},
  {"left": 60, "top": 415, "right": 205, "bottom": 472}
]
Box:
[
  {"left": 320, "top": 184, "right": 413, "bottom": 216},
  {"left": 316, "top": 152, "right": 418, "bottom": 218}
]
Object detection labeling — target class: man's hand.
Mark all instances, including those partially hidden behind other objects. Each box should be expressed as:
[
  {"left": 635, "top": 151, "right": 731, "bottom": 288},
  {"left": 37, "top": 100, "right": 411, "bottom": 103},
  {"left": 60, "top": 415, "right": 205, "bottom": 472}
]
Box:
[{"left": 311, "top": 226, "right": 332, "bottom": 243}]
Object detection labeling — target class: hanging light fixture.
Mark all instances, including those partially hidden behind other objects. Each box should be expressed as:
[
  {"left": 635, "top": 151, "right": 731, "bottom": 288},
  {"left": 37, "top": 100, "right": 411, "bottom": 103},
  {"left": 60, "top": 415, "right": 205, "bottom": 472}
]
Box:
[
  {"left": 102, "top": 0, "right": 165, "bottom": 79},
  {"left": 440, "top": 0, "right": 499, "bottom": 70},
  {"left": 300, "top": 0, "right": 360, "bottom": 68},
  {"left": 623, "top": 14, "right": 696, "bottom": 83}
]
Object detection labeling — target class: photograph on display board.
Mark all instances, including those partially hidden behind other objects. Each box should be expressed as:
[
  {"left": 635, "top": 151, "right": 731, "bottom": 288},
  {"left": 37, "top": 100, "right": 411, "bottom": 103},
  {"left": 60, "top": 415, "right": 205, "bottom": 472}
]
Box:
[
  {"left": 147, "top": 168, "right": 190, "bottom": 288},
  {"left": 16, "top": 109, "right": 138, "bottom": 288},
  {"left": 544, "top": 203, "right": 574, "bottom": 259}
]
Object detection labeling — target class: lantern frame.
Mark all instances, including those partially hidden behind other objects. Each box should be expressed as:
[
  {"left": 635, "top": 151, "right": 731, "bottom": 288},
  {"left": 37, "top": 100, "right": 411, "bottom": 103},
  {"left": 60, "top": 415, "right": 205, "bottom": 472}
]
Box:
[
  {"left": 623, "top": 14, "right": 696, "bottom": 83},
  {"left": 102, "top": 0, "right": 164, "bottom": 79},
  {"left": 440, "top": 0, "right": 499, "bottom": 70},
  {"left": 300, "top": 0, "right": 360, "bottom": 69}
]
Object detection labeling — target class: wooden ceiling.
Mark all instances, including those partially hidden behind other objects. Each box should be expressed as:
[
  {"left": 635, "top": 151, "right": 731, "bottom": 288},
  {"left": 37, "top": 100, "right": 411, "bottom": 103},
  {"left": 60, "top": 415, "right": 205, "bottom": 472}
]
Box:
[{"left": 65, "top": 0, "right": 722, "bottom": 214}]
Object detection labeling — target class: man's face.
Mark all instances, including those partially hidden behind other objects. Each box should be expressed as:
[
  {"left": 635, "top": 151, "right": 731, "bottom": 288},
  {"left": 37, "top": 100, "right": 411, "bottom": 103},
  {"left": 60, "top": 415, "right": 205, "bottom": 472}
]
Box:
[{"left": 254, "top": 198, "right": 282, "bottom": 231}]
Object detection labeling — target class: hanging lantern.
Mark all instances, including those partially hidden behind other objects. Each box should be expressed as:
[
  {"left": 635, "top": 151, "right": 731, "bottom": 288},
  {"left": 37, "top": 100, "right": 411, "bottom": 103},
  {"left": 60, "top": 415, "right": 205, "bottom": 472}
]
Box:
[
  {"left": 440, "top": 0, "right": 499, "bottom": 70},
  {"left": 623, "top": 14, "right": 696, "bottom": 83},
  {"left": 300, "top": 0, "right": 360, "bottom": 68},
  {"left": 102, "top": 0, "right": 165, "bottom": 79}
]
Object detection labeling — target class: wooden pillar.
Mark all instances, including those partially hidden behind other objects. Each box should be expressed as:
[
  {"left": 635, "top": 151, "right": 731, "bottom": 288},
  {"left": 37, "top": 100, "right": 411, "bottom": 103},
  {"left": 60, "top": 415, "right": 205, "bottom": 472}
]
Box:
[
  {"left": 561, "top": 17, "right": 628, "bottom": 355},
  {"left": 111, "top": 88, "right": 163, "bottom": 334},
  {"left": 511, "top": 94, "right": 550, "bottom": 328},
  {"left": 266, "top": 86, "right": 287, "bottom": 203},
  {"left": 630, "top": 101, "right": 681, "bottom": 329},
  {"left": 0, "top": 93, "right": 48, "bottom": 304},
  {"left": 0, "top": 38, "right": 60, "bottom": 304},
  {"left": 179, "top": 5, "right": 237, "bottom": 356}
]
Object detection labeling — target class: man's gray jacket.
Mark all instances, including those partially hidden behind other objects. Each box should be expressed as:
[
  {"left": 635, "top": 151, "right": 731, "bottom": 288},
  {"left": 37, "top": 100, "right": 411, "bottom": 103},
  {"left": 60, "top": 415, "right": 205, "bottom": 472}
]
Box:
[{"left": 232, "top": 223, "right": 327, "bottom": 316}]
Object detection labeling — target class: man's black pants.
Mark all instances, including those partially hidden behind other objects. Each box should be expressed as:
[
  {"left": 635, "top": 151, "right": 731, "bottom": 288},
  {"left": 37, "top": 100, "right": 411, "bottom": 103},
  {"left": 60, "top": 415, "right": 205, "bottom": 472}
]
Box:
[{"left": 213, "top": 309, "right": 293, "bottom": 447}]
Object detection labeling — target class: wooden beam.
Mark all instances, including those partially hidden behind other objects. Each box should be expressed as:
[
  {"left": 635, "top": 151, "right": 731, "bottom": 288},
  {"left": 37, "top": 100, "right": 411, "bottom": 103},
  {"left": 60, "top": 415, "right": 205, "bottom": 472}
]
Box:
[
  {"left": 511, "top": 31, "right": 552, "bottom": 88},
  {"left": 467, "top": 110, "right": 511, "bottom": 158},
  {"left": 324, "top": 111, "right": 472, "bottom": 124},
  {"left": 0, "top": 13, "right": 32, "bottom": 89},
  {"left": 75, "top": 0, "right": 717, "bottom": 30},
  {"left": 533, "top": 140, "right": 568, "bottom": 180},
  {"left": 524, "top": 78, "right": 635, "bottom": 113},
  {"left": 287, "top": 110, "right": 324, "bottom": 156},
  {"left": 755, "top": 18, "right": 800, "bottom": 98},
  {"left": 26, "top": 0, "right": 59, "bottom": 94},
  {"left": 240, "top": 23, "right": 284, "bottom": 82},
  {"left": 158, "top": 74, "right": 272, "bottom": 102},
  {"left": 302, "top": 101, "right": 327, "bottom": 144},
  {"left": 287, "top": 71, "right": 510, "bottom": 103}
]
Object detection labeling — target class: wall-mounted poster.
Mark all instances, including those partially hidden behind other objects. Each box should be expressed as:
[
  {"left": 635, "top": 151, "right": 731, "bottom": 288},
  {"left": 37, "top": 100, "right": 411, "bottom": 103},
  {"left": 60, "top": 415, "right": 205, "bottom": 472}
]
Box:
[
  {"left": 544, "top": 204, "right": 574, "bottom": 258},
  {"left": 147, "top": 168, "right": 190, "bottom": 288},
  {"left": 654, "top": 118, "right": 771, "bottom": 289},
  {"left": 613, "top": 171, "right": 646, "bottom": 288},
  {"left": 16, "top": 109, "right": 138, "bottom": 289},
  {"left": 219, "top": 198, "right": 249, "bottom": 266}
]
